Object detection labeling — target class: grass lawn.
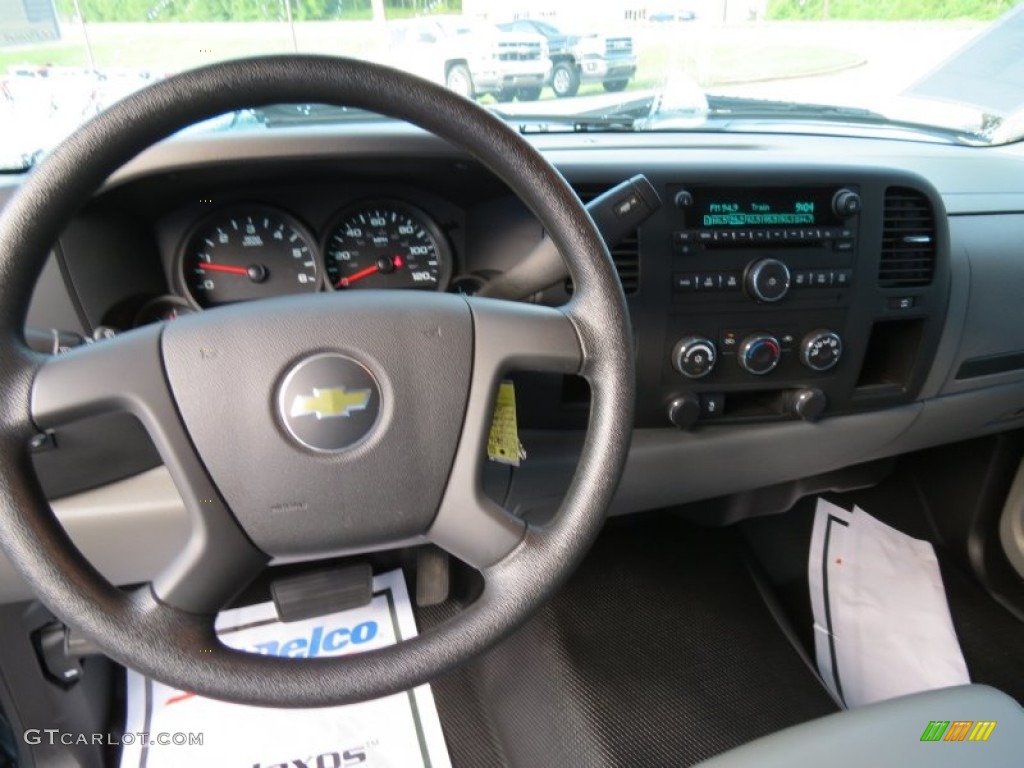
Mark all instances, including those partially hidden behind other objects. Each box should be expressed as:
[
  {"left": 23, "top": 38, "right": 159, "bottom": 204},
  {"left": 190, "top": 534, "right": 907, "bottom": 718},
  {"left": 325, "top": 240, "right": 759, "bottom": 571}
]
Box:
[{"left": 0, "top": 21, "right": 863, "bottom": 95}]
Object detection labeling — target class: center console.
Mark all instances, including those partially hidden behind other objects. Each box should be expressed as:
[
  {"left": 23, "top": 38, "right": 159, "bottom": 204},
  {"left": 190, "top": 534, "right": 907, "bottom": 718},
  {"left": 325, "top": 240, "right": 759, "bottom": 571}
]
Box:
[{"left": 642, "top": 170, "right": 950, "bottom": 430}]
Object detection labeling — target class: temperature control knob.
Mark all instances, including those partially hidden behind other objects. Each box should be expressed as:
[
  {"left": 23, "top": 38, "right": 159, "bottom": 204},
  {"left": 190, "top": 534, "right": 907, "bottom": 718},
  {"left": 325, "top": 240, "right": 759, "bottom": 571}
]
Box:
[
  {"left": 745, "top": 258, "right": 790, "bottom": 303},
  {"left": 738, "top": 333, "right": 782, "bottom": 375},
  {"left": 800, "top": 329, "right": 843, "bottom": 372},
  {"left": 672, "top": 336, "right": 717, "bottom": 379}
]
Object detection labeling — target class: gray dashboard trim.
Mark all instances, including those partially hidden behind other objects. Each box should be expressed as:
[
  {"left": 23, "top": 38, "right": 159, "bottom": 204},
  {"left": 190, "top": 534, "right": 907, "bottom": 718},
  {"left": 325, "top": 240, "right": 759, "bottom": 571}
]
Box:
[
  {"left": 919, "top": 225, "right": 971, "bottom": 399},
  {"left": 0, "top": 467, "right": 188, "bottom": 603},
  {"left": 938, "top": 214, "right": 1024, "bottom": 396},
  {"left": 611, "top": 405, "right": 922, "bottom": 516}
]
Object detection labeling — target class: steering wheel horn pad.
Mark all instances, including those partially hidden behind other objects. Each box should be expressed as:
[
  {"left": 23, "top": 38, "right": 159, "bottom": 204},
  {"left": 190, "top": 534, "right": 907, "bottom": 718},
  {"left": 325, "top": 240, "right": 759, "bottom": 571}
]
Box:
[{"left": 0, "top": 55, "right": 634, "bottom": 706}]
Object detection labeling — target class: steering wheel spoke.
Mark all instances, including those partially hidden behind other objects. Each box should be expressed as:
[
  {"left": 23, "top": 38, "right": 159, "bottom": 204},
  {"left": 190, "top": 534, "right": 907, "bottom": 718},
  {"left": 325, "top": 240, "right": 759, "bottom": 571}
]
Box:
[
  {"left": 429, "top": 298, "right": 582, "bottom": 568},
  {"left": 31, "top": 326, "right": 267, "bottom": 613}
]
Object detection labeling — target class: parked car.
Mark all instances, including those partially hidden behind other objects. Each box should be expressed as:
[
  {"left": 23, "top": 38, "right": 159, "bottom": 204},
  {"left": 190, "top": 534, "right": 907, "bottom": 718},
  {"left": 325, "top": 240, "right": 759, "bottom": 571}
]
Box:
[
  {"left": 498, "top": 18, "right": 637, "bottom": 98},
  {"left": 387, "top": 15, "right": 549, "bottom": 101}
]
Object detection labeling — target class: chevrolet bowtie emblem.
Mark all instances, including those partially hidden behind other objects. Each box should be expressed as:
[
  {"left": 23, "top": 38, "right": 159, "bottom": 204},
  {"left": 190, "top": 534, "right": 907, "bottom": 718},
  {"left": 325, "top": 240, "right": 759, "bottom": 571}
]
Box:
[{"left": 290, "top": 387, "right": 372, "bottom": 420}]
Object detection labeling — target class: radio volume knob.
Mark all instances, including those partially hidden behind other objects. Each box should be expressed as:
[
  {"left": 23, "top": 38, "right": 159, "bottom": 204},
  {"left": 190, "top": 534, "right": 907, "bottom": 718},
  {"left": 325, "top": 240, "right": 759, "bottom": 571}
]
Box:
[
  {"left": 800, "top": 329, "right": 843, "bottom": 371},
  {"left": 672, "top": 336, "right": 717, "bottom": 379},
  {"left": 832, "top": 188, "right": 862, "bottom": 218},
  {"left": 738, "top": 333, "right": 781, "bottom": 375},
  {"left": 745, "top": 258, "right": 791, "bottom": 303}
]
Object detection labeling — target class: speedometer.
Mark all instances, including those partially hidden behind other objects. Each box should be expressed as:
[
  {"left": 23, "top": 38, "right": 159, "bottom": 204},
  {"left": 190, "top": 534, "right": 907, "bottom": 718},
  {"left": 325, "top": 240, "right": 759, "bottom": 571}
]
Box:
[
  {"left": 180, "top": 206, "right": 319, "bottom": 308},
  {"left": 323, "top": 201, "right": 451, "bottom": 291}
]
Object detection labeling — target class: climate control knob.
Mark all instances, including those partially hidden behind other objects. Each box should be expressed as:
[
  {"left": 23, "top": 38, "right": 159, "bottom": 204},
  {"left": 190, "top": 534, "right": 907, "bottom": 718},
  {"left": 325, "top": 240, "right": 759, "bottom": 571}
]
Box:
[
  {"left": 745, "top": 258, "right": 790, "bottom": 303},
  {"left": 672, "top": 336, "right": 717, "bottom": 379},
  {"left": 738, "top": 333, "right": 782, "bottom": 375},
  {"left": 800, "top": 329, "right": 843, "bottom": 371}
]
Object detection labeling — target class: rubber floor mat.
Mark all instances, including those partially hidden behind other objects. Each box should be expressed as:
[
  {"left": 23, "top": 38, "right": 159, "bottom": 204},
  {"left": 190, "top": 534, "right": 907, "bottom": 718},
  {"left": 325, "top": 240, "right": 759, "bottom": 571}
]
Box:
[{"left": 420, "top": 516, "right": 838, "bottom": 767}]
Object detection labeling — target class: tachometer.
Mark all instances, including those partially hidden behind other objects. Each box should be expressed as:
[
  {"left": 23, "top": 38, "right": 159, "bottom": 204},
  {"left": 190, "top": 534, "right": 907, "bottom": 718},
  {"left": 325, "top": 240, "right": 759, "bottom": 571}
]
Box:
[
  {"left": 323, "top": 201, "right": 451, "bottom": 291},
  {"left": 180, "top": 207, "right": 319, "bottom": 308}
]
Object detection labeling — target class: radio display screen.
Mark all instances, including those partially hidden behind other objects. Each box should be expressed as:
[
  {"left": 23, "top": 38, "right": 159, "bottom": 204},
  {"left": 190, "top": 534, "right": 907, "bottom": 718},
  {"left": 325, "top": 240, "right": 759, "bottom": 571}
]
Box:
[{"left": 693, "top": 187, "right": 840, "bottom": 229}]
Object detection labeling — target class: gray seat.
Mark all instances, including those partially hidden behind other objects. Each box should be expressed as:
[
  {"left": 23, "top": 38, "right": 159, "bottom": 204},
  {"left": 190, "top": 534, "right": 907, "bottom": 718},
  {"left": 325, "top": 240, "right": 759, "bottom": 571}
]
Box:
[{"left": 697, "top": 685, "right": 1024, "bottom": 767}]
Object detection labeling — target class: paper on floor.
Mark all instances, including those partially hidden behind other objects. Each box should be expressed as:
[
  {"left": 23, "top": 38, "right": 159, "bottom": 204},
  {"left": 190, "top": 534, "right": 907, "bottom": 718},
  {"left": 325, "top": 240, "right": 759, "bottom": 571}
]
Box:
[
  {"left": 808, "top": 498, "right": 970, "bottom": 708},
  {"left": 121, "top": 569, "right": 451, "bottom": 768}
]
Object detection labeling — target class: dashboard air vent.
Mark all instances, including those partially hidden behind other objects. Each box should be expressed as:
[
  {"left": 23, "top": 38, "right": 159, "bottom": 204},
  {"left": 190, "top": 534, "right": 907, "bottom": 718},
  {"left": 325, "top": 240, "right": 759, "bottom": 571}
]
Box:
[
  {"left": 879, "top": 187, "right": 935, "bottom": 288},
  {"left": 570, "top": 183, "right": 640, "bottom": 294}
]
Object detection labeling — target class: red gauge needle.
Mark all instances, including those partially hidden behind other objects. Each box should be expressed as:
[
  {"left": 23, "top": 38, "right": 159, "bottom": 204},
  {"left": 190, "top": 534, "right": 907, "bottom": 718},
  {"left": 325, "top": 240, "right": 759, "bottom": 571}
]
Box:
[
  {"left": 337, "top": 264, "right": 379, "bottom": 288},
  {"left": 200, "top": 262, "right": 249, "bottom": 276},
  {"left": 337, "top": 256, "right": 405, "bottom": 288}
]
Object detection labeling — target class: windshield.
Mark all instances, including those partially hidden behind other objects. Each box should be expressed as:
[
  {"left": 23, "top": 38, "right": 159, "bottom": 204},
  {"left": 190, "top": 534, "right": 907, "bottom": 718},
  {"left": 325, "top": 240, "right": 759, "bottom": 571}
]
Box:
[{"left": 3, "top": 0, "right": 1024, "bottom": 170}]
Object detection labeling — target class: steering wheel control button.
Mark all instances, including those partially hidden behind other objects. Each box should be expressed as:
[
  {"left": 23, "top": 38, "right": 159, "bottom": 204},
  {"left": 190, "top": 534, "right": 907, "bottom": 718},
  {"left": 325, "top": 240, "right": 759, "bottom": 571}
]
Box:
[
  {"left": 745, "top": 258, "right": 791, "bottom": 303},
  {"left": 738, "top": 333, "right": 782, "bottom": 375},
  {"left": 800, "top": 329, "right": 843, "bottom": 371},
  {"left": 672, "top": 336, "right": 717, "bottom": 379},
  {"left": 277, "top": 354, "right": 381, "bottom": 453}
]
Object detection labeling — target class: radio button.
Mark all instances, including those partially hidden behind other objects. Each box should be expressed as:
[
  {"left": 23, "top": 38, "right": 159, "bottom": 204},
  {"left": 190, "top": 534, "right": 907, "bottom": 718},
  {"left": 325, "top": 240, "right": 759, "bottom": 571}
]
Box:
[
  {"left": 698, "top": 230, "right": 714, "bottom": 244},
  {"left": 833, "top": 239, "right": 855, "bottom": 252},
  {"left": 835, "top": 269, "right": 853, "bottom": 287},
  {"left": 673, "top": 273, "right": 697, "bottom": 292},
  {"left": 832, "top": 188, "right": 862, "bottom": 218},
  {"left": 792, "top": 270, "right": 811, "bottom": 288},
  {"left": 696, "top": 274, "right": 720, "bottom": 291},
  {"left": 811, "top": 270, "right": 833, "bottom": 287},
  {"left": 746, "top": 258, "right": 791, "bottom": 302},
  {"left": 721, "top": 273, "right": 741, "bottom": 291}
]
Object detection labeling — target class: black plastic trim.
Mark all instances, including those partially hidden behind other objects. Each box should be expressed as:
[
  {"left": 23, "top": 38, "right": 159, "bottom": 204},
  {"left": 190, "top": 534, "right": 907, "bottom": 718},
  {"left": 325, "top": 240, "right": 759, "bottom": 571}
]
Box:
[{"left": 956, "top": 350, "right": 1024, "bottom": 380}]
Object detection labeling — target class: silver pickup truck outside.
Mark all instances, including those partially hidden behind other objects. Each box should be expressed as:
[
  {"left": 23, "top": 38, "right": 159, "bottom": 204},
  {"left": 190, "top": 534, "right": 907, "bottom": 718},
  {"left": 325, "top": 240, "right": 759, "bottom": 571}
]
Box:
[{"left": 388, "top": 16, "right": 550, "bottom": 102}]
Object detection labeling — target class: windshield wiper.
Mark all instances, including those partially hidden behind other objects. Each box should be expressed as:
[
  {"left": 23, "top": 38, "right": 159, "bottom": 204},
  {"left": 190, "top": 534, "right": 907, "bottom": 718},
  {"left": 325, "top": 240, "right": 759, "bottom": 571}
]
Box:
[
  {"left": 703, "top": 94, "right": 887, "bottom": 121},
  {"left": 698, "top": 94, "right": 988, "bottom": 145}
]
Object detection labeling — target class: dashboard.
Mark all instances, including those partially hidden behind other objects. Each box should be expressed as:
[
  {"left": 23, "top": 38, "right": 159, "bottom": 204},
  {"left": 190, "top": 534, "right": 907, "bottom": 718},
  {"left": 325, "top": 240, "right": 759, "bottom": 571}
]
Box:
[{"left": 5, "top": 122, "right": 1024, "bottom": 600}]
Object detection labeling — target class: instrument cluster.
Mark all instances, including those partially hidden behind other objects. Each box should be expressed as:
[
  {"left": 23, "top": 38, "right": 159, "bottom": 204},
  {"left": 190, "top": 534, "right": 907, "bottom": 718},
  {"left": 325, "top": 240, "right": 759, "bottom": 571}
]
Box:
[{"left": 176, "top": 199, "right": 453, "bottom": 308}]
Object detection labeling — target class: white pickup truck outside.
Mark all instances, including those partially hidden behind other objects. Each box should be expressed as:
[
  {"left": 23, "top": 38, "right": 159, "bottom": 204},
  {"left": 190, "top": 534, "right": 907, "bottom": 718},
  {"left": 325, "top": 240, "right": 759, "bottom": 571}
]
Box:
[{"left": 387, "top": 15, "right": 551, "bottom": 102}]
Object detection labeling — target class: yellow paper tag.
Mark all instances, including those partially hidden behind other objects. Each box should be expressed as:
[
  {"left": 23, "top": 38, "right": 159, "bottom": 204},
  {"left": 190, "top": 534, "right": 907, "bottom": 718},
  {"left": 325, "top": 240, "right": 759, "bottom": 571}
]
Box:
[{"left": 487, "top": 380, "right": 525, "bottom": 466}]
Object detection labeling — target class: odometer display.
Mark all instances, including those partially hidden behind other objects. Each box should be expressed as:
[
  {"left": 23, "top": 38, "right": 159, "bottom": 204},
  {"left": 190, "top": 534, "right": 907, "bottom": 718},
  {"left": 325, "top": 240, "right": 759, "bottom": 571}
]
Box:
[
  {"left": 323, "top": 201, "right": 450, "bottom": 291},
  {"left": 180, "top": 207, "right": 319, "bottom": 308}
]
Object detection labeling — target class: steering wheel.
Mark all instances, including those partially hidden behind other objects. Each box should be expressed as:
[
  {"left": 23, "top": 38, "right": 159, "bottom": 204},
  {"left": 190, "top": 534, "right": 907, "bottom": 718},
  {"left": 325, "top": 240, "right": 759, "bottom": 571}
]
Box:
[{"left": 0, "top": 56, "right": 634, "bottom": 706}]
